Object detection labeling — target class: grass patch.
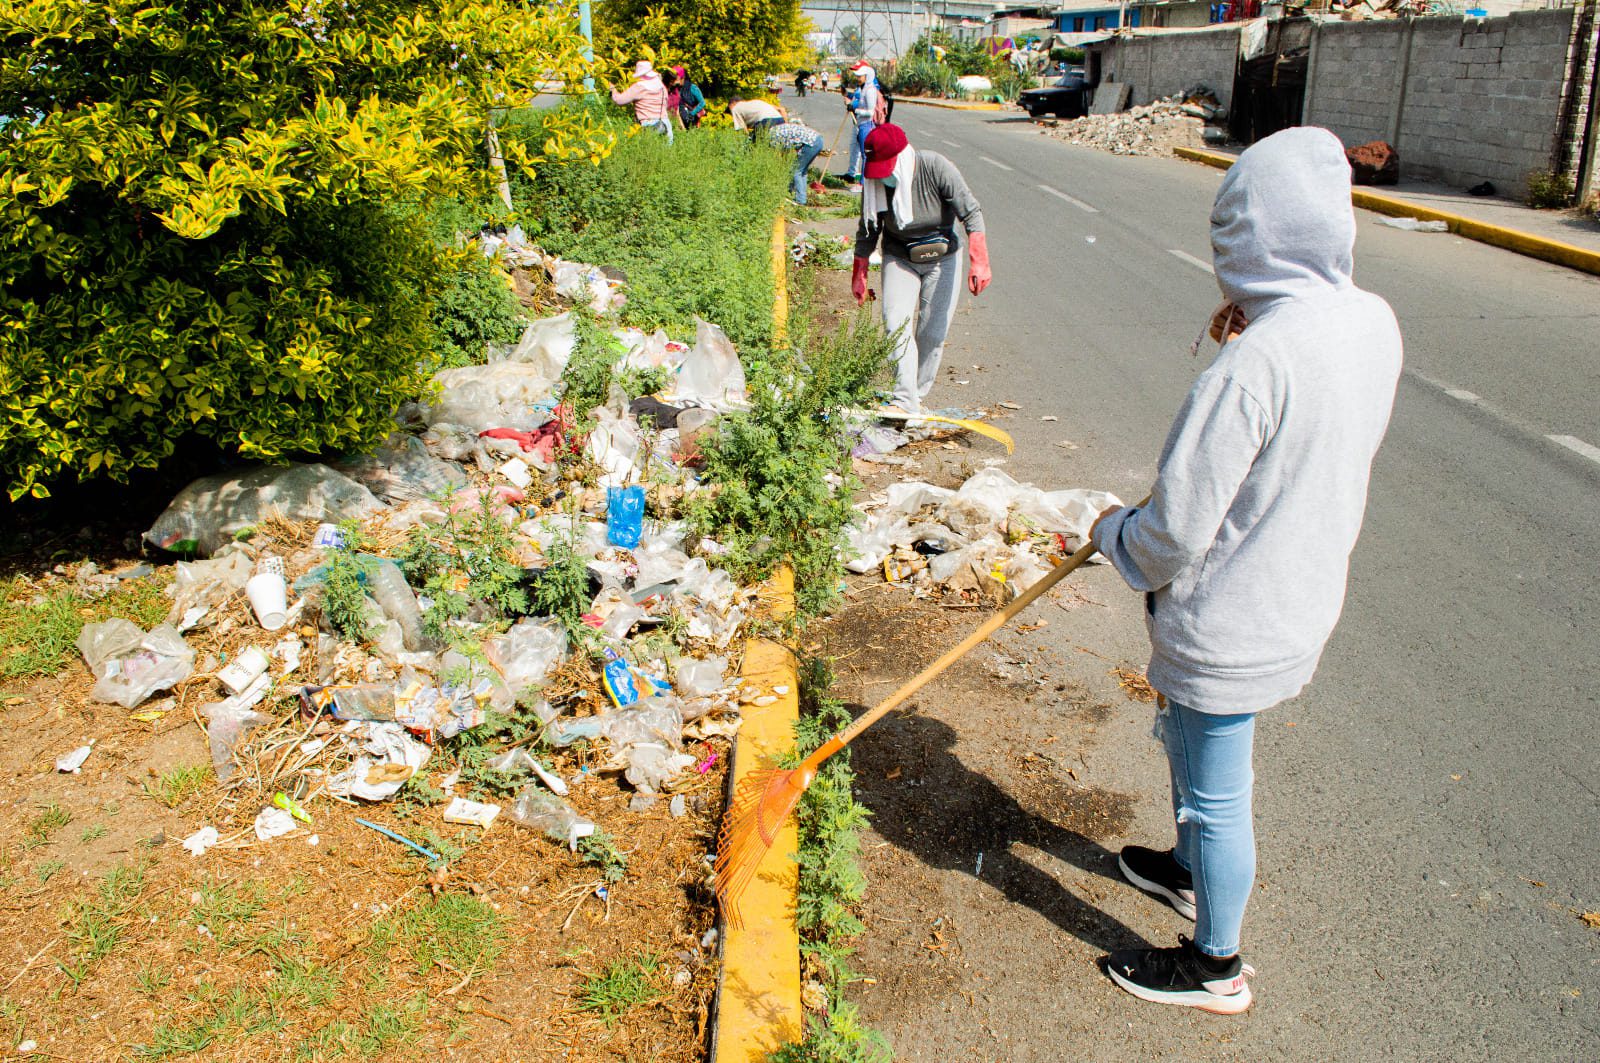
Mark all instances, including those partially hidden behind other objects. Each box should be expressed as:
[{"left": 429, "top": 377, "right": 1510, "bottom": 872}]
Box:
[
  {"left": 58, "top": 862, "right": 147, "bottom": 986},
  {"left": 502, "top": 101, "right": 791, "bottom": 350},
  {"left": 577, "top": 951, "right": 664, "bottom": 1026},
  {"left": 0, "top": 571, "right": 171, "bottom": 691},
  {"left": 367, "top": 892, "right": 506, "bottom": 979},
  {"left": 143, "top": 764, "right": 211, "bottom": 808},
  {"left": 24, "top": 803, "right": 71, "bottom": 849},
  {"left": 35, "top": 858, "right": 64, "bottom": 884}
]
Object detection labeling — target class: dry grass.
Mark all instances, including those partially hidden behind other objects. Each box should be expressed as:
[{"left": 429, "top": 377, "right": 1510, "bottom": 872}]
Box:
[{"left": 1110, "top": 666, "right": 1157, "bottom": 703}]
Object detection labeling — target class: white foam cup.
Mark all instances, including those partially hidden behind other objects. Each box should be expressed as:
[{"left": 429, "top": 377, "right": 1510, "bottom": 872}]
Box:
[{"left": 246, "top": 572, "right": 289, "bottom": 631}]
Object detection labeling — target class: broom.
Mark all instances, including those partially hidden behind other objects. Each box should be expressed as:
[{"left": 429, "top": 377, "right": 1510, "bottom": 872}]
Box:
[{"left": 714, "top": 508, "right": 1142, "bottom": 926}]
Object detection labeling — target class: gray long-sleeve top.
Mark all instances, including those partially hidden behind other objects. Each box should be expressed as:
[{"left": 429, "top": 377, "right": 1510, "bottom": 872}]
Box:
[{"left": 853, "top": 150, "right": 984, "bottom": 261}]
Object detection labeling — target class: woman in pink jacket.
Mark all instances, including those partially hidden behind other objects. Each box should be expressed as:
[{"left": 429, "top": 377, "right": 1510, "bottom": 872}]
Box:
[{"left": 610, "top": 60, "right": 673, "bottom": 143}]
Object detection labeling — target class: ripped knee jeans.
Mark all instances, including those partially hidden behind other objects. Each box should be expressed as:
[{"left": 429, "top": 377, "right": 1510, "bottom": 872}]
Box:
[{"left": 1155, "top": 700, "right": 1258, "bottom": 957}]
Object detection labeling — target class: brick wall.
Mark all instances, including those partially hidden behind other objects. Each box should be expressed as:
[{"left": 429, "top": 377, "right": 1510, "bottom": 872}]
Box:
[{"left": 1100, "top": 26, "right": 1242, "bottom": 110}]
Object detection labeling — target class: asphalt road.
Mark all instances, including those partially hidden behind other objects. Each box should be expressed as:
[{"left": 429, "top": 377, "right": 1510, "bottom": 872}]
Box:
[{"left": 789, "top": 92, "right": 1600, "bottom": 1061}]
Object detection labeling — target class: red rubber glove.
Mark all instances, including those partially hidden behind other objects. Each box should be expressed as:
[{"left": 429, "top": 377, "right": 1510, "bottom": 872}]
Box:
[
  {"left": 851, "top": 256, "right": 870, "bottom": 304},
  {"left": 967, "top": 231, "right": 991, "bottom": 295}
]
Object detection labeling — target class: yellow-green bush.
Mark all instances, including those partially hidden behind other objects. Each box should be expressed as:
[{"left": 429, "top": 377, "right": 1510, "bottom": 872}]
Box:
[{"left": 0, "top": 0, "right": 608, "bottom": 499}]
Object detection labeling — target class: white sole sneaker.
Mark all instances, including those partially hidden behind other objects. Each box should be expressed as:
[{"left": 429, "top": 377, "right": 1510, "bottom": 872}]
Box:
[
  {"left": 1106, "top": 962, "right": 1256, "bottom": 1015},
  {"left": 1118, "top": 851, "right": 1197, "bottom": 921}
]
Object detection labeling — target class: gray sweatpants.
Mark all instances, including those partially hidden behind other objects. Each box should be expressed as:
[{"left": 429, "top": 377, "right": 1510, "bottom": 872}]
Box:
[{"left": 881, "top": 248, "right": 966, "bottom": 414}]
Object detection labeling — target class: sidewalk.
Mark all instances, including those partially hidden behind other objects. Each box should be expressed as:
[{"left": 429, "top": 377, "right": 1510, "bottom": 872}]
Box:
[{"left": 1174, "top": 146, "right": 1600, "bottom": 274}]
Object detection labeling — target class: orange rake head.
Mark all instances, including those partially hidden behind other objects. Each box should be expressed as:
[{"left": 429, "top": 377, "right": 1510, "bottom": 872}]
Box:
[{"left": 714, "top": 763, "right": 815, "bottom": 928}]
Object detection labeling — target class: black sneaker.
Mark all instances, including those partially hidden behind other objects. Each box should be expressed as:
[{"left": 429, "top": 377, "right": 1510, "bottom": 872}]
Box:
[
  {"left": 1102, "top": 937, "right": 1255, "bottom": 1014},
  {"left": 1118, "top": 845, "right": 1196, "bottom": 921}
]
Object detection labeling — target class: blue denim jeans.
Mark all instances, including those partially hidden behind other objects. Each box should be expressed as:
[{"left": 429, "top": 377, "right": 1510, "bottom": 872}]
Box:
[
  {"left": 1159, "top": 701, "right": 1257, "bottom": 957},
  {"left": 792, "top": 138, "right": 824, "bottom": 204},
  {"left": 846, "top": 119, "right": 875, "bottom": 179}
]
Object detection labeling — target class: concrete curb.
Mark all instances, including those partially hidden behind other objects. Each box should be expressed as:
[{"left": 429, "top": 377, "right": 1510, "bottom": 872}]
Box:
[
  {"left": 896, "top": 95, "right": 1007, "bottom": 112},
  {"left": 712, "top": 568, "right": 803, "bottom": 1063},
  {"left": 1173, "top": 147, "right": 1600, "bottom": 278},
  {"left": 710, "top": 213, "right": 803, "bottom": 1062}
]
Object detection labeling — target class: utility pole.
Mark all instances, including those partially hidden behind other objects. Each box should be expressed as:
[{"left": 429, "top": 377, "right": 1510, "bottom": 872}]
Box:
[{"left": 580, "top": 0, "right": 596, "bottom": 92}]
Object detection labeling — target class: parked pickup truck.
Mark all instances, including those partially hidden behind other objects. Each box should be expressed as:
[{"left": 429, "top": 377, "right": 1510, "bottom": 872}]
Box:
[{"left": 1018, "top": 69, "right": 1089, "bottom": 119}]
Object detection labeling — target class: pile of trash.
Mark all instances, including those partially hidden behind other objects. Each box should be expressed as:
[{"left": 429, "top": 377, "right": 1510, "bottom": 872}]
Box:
[
  {"left": 1044, "top": 86, "right": 1229, "bottom": 157},
  {"left": 845, "top": 468, "right": 1121, "bottom": 599},
  {"left": 78, "top": 232, "right": 776, "bottom": 860}
]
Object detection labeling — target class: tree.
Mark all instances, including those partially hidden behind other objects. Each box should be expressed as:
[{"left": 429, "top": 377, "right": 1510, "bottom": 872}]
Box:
[
  {"left": 0, "top": 0, "right": 610, "bottom": 499},
  {"left": 593, "top": 0, "right": 807, "bottom": 96},
  {"left": 837, "top": 23, "right": 866, "bottom": 59}
]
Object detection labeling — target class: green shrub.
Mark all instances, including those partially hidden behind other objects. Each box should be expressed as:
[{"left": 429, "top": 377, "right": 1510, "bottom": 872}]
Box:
[
  {"left": 430, "top": 252, "right": 528, "bottom": 369},
  {"left": 686, "top": 276, "right": 891, "bottom": 617},
  {"left": 0, "top": 0, "right": 605, "bottom": 500},
  {"left": 1525, "top": 169, "right": 1574, "bottom": 209},
  {"left": 503, "top": 104, "right": 791, "bottom": 350}
]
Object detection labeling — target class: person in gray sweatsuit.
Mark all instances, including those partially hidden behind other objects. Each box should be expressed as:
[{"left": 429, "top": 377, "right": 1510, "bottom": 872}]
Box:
[{"left": 1089, "top": 126, "right": 1403, "bottom": 1014}]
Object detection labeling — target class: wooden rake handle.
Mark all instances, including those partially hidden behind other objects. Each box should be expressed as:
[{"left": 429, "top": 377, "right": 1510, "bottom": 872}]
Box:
[{"left": 803, "top": 498, "right": 1148, "bottom": 771}]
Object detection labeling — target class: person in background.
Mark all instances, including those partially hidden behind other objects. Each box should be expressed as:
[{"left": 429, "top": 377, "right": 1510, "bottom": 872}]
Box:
[
  {"left": 610, "top": 60, "right": 673, "bottom": 142},
  {"left": 820, "top": 69, "right": 831, "bottom": 91},
  {"left": 850, "top": 124, "right": 990, "bottom": 417},
  {"left": 766, "top": 118, "right": 826, "bottom": 205},
  {"left": 1087, "top": 126, "right": 1402, "bottom": 1015},
  {"left": 729, "top": 94, "right": 786, "bottom": 137},
  {"left": 794, "top": 70, "right": 811, "bottom": 97},
  {"left": 675, "top": 66, "right": 707, "bottom": 128},
  {"left": 662, "top": 67, "right": 682, "bottom": 128},
  {"left": 844, "top": 61, "right": 884, "bottom": 183}
]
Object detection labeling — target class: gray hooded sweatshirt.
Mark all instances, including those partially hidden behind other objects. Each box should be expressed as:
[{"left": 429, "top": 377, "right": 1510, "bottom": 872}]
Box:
[{"left": 1091, "top": 126, "right": 1402, "bottom": 714}]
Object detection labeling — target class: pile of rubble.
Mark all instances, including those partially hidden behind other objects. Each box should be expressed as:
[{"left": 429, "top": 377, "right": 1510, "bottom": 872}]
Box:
[
  {"left": 1042, "top": 86, "right": 1230, "bottom": 158},
  {"left": 71, "top": 228, "right": 773, "bottom": 859}
]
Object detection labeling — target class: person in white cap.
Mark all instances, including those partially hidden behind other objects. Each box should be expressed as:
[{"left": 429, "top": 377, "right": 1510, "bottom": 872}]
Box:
[
  {"left": 843, "top": 61, "right": 885, "bottom": 183},
  {"left": 610, "top": 60, "right": 673, "bottom": 142}
]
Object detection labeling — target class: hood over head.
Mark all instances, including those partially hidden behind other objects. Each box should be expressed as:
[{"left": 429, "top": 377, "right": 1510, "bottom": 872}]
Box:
[
  {"left": 1210, "top": 126, "right": 1355, "bottom": 318},
  {"left": 633, "top": 60, "right": 657, "bottom": 80}
]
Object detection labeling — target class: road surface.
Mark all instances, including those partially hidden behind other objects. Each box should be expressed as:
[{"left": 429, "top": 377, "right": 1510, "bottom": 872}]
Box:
[{"left": 790, "top": 92, "right": 1600, "bottom": 1061}]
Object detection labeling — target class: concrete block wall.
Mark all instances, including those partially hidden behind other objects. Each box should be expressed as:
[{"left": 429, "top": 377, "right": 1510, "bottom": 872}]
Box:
[
  {"left": 1103, "top": 27, "right": 1241, "bottom": 111},
  {"left": 1303, "top": 20, "right": 1406, "bottom": 146},
  {"left": 1393, "top": 9, "right": 1574, "bottom": 195}
]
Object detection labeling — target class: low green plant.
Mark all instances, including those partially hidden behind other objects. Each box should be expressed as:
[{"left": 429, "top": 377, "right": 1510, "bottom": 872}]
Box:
[
  {"left": 133, "top": 960, "right": 172, "bottom": 998},
  {"left": 143, "top": 764, "right": 210, "bottom": 809},
  {"left": 505, "top": 106, "right": 791, "bottom": 349},
  {"left": 687, "top": 273, "right": 892, "bottom": 616},
  {"left": 1526, "top": 169, "right": 1575, "bottom": 209},
  {"left": 430, "top": 250, "right": 528, "bottom": 368},
  {"left": 577, "top": 951, "right": 663, "bottom": 1025},
  {"left": 397, "top": 496, "right": 529, "bottom": 641},
  {"left": 320, "top": 521, "right": 377, "bottom": 643},
  {"left": 78, "top": 824, "right": 107, "bottom": 844},
  {"left": 35, "top": 858, "right": 64, "bottom": 884},
  {"left": 393, "top": 893, "right": 504, "bottom": 978},
  {"left": 531, "top": 527, "right": 596, "bottom": 638},
  {"left": 59, "top": 862, "right": 147, "bottom": 985},
  {"left": 578, "top": 831, "right": 630, "bottom": 883},
  {"left": 769, "top": 658, "right": 889, "bottom": 1061},
  {"left": 24, "top": 803, "right": 71, "bottom": 849}
]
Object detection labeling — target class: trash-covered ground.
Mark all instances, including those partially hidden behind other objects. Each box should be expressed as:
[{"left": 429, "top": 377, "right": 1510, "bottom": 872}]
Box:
[
  {"left": 1037, "top": 87, "right": 1230, "bottom": 158},
  {"left": 0, "top": 229, "right": 783, "bottom": 1060}
]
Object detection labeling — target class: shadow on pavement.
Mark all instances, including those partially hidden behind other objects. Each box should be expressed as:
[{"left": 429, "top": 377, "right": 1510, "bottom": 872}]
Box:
[{"left": 848, "top": 705, "right": 1150, "bottom": 955}]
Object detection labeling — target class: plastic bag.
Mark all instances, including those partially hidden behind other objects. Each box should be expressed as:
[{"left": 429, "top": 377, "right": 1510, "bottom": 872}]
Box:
[
  {"left": 166, "top": 550, "right": 255, "bottom": 631},
  {"left": 606, "top": 485, "right": 645, "bottom": 549},
  {"left": 334, "top": 434, "right": 467, "bottom": 504},
  {"left": 426, "top": 363, "right": 558, "bottom": 432},
  {"left": 621, "top": 743, "right": 697, "bottom": 794},
  {"left": 79, "top": 621, "right": 195, "bottom": 709},
  {"left": 325, "top": 723, "right": 431, "bottom": 801},
  {"left": 509, "top": 786, "right": 595, "bottom": 849},
  {"left": 585, "top": 412, "right": 640, "bottom": 489},
  {"left": 499, "top": 312, "right": 576, "bottom": 383},
  {"left": 675, "top": 656, "right": 730, "bottom": 698},
  {"left": 204, "top": 697, "right": 271, "bottom": 783},
  {"left": 602, "top": 696, "right": 684, "bottom": 750},
  {"left": 484, "top": 619, "right": 567, "bottom": 695},
  {"left": 673, "top": 318, "right": 747, "bottom": 409},
  {"left": 368, "top": 561, "right": 430, "bottom": 653},
  {"left": 145, "top": 464, "right": 384, "bottom": 557}
]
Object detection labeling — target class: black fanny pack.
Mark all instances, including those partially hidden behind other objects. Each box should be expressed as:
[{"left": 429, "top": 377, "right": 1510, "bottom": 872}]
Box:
[{"left": 903, "top": 231, "right": 954, "bottom": 263}]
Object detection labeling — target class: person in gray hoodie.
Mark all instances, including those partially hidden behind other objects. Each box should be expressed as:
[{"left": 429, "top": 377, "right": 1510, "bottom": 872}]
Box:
[{"left": 1088, "top": 126, "right": 1402, "bottom": 1014}]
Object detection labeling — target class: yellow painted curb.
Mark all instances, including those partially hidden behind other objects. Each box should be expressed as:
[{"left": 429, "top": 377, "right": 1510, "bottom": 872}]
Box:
[
  {"left": 896, "top": 95, "right": 1006, "bottom": 112},
  {"left": 1173, "top": 147, "right": 1600, "bottom": 278},
  {"left": 771, "top": 214, "right": 790, "bottom": 343},
  {"left": 712, "top": 567, "right": 802, "bottom": 1063}
]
